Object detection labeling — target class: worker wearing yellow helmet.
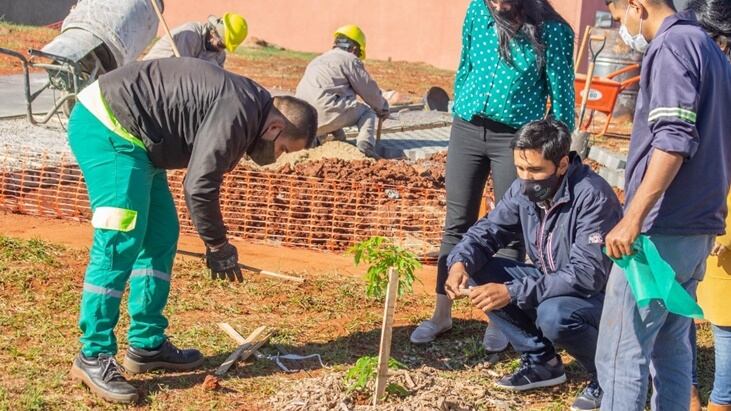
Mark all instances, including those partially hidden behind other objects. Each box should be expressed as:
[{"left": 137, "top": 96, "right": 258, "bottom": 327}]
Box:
[
  {"left": 296, "top": 24, "right": 389, "bottom": 158},
  {"left": 144, "top": 12, "right": 248, "bottom": 67}
]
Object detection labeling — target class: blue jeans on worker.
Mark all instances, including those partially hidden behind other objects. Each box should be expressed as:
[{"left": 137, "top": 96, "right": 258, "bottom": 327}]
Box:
[
  {"left": 692, "top": 322, "right": 731, "bottom": 405},
  {"left": 710, "top": 326, "right": 731, "bottom": 404},
  {"left": 470, "top": 257, "right": 604, "bottom": 375},
  {"left": 596, "top": 234, "right": 714, "bottom": 411}
]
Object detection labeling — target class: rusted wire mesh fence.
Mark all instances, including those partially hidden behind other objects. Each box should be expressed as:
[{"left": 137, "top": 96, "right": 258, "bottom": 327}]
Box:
[{"left": 0, "top": 144, "right": 446, "bottom": 260}]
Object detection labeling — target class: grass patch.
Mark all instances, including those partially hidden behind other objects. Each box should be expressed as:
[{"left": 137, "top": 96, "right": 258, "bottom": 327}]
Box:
[
  {"left": 235, "top": 45, "right": 317, "bottom": 62},
  {"left": 0, "top": 236, "right": 61, "bottom": 265},
  {"left": 0, "top": 234, "right": 718, "bottom": 409}
]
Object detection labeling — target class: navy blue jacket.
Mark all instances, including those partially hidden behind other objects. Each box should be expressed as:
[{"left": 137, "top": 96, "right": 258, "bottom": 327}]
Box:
[
  {"left": 447, "top": 155, "right": 623, "bottom": 310},
  {"left": 624, "top": 11, "right": 731, "bottom": 235}
]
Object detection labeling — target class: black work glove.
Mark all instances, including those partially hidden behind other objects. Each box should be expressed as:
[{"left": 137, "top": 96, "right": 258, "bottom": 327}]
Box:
[{"left": 205, "top": 241, "right": 244, "bottom": 282}]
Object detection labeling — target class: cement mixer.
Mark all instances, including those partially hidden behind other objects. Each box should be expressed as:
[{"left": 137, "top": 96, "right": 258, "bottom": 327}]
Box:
[{"left": 0, "top": 0, "right": 164, "bottom": 124}]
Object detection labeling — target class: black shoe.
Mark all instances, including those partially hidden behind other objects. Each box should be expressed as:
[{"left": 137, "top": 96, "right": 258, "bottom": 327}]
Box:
[
  {"left": 123, "top": 338, "right": 203, "bottom": 374},
  {"left": 494, "top": 355, "right": 566, "bottom": 391},
  {"left": 70, "top": 353, "right": 138, "bottom": 403},
  {"left": 571, "top": 379, "right": 603, "bottom": 410}
]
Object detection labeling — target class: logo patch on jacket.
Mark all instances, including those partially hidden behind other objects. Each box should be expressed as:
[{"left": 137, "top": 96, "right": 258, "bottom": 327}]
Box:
[{"left": 588, "top": 233, "right": 604, "bottom": 245}]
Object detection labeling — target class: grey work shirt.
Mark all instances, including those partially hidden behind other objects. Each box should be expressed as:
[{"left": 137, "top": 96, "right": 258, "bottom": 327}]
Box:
[
  {"left": 99, "top": 58, "right": 273, "bottom": 244},
  {"left": 143, "top": 22, "right": 226, "bottom": 67},
  {"left": 623, "top": 11, "right": 731, "bottom": 236},
  {"left": 295, "top": 48, "right": 387, "bottom": 128}
]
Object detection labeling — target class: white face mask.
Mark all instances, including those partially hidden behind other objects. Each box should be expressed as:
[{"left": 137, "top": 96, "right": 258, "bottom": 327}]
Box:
[{"left": 619, "top": 7, "right": 649, "bottom": 53}]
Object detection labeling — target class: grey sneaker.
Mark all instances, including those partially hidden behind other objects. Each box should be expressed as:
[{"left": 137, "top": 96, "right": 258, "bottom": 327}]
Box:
[
  {"left": 482, "top": 322, "right": 509, "bottom": 352},
  {"left": 409, "top": 319, "right": 452, "bottom": 344},
  {"left": 571, "top": 379, "right": 602, "bottom": 410}
]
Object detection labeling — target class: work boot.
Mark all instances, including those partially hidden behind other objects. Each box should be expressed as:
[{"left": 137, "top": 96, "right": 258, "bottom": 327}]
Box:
[
  {"left": 495, "top": 355, "right": 566, "bottom": 391},
  {"left": 571, "top": 379, "right": 603, "bottom": 410},
  {"left": 410, "top": 294, "right": 453, "bottom": 344},
  {"left": 123, "top": 338, "right": 203, "bottom": 374},
  {"left": 709, "top": 403, "right": 731, "bottom": 411},
  {"left": 70, "top": 353, "right": 138, "bottom": 404},
  {"left": 690, "top": 385, "right": 702, "bottom": 411},
  {"left": 357, "top": 141, "right": 382, "bottom": 160},
  {"left": 482, "top": 322, "right": 509, "bottom": 353}
]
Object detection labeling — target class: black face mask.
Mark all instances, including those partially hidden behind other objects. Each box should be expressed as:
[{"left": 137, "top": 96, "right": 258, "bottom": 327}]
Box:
[
  {"left": 521, "top": 173, "right": 561, "bottom": 203},
  {"left": 487, "top": 0, "right": 519, "bottom": 22},
  {"left": 248, "top": 130, "right": 282, "bottom": 166},
  {"left": 496, "top": 7, "right": 519, "bottom": 22}
]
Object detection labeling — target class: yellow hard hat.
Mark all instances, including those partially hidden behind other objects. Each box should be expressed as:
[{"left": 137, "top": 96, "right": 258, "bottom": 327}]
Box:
[
  {"left": 222, "top": 12, "right": 248, "bottom": 52},
  {"left": 334, "top": 24, "right": 366, "bottom": 59}
]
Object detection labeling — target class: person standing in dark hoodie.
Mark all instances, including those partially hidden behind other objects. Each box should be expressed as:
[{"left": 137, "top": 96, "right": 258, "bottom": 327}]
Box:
[
  {"left": 66, "top": 57, "right": 317, "bottom": 404},
  {"left": 410, "top": 0, "right": 576, "bottom": 353}
]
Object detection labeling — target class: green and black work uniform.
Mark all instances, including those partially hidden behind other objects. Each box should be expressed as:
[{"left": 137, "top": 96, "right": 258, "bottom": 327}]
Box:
[
  {"left": 436, "top": 0, "right": 576, "bottom": 294},
  {"left": 69, "top": 57, "right": 272, "bottom": 357}
]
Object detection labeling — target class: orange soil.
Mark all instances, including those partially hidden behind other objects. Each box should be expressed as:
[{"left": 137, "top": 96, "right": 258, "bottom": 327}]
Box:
[{"left": 0, "top": 211, "right": 440, "bottom": 296}]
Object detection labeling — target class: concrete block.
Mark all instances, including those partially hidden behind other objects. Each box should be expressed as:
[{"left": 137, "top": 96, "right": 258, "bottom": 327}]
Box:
[
  {"left": 598, "top": 167, "right": 625, "bottom": 188},
  {"left": 589, "top": 146, "right": 627, "bottom": 170}
]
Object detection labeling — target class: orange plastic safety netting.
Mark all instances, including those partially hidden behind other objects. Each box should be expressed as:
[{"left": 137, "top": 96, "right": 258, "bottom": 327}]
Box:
[{"left": 0, "top": 144, "right": 447, "bottom": 260}]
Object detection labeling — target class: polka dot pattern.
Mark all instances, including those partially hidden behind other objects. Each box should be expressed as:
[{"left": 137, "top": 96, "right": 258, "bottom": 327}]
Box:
[{"left": 453, "top": 0, "right": 576, "bottom": 131}]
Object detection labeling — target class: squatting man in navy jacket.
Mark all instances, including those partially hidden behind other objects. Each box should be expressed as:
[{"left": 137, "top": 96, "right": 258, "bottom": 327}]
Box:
[{"left": 444, "top": 119, "right": 622, "bottom": 411}]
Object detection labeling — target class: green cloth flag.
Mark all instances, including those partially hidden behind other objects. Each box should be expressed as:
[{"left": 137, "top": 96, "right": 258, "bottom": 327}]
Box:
[{"left": 608, "top": 235, "right": 704, "bottom": 319}]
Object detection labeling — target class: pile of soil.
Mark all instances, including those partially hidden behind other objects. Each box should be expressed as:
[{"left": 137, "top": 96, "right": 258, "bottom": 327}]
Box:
[
  {"left": 261, "top": 141, "right": 370, "bottom": 170},
  {"left": 267, "top": 367, "right": 508, "bottom": 411},
  {"left": 275, "top": 158, "right": 445, "bottom": 190}
]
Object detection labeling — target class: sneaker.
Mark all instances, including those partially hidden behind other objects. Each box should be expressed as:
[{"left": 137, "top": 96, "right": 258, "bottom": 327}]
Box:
[
  {"left": 70, "top": 353, "right": 138, "bottom": 403},
  {"left": 494, "top": 355, "right": 566, "bottom": 391},
  {"left": 571, "top": 379, "right": 603, "bottom": 410},
  {"left": 410, "top": 319, "right": 453, "bottom": 344},
  {"left": 482, "top": 322, "right": 509, "bottom": 353},
  {"left": 123, "top": 338, "right": 203, "bottom": 374}
]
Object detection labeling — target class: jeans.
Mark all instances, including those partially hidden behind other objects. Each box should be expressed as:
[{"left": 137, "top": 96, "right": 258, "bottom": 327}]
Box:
[
  {"left": 471, "top": 257, "right": 603, "bottom": 375},
  {"left": 596, "top": 234, "right": 714, "bottom": 411},
  {"left": 711, "top": 325, "right": 731, "bottom": 404},
  {"left": 437, "top": 116, "right": 521, "bottom": 295}
]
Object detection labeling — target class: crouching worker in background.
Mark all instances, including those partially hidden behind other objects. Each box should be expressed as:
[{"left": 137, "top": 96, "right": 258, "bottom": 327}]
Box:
[
  {"left": 444, "top": 119, "right": 622, "bottom": 411},
  {"left": 67, "top": 57, "right": 317, "bottom": 403},
  {"left": 295, "top": 24, "right": 389, "bottom": 158}
]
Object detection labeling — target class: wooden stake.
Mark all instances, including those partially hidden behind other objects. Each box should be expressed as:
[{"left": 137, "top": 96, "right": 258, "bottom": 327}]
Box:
[
  {"left": 150, "top": 0, "right": 181, "bottom": 58},
  {"left": 215, "top": 324, "right": 274, "bottom": 376},
  {"left": 373, "top": 267, "right": 399, "bottom": 405},
  {"left": 376, "top": 117, "right": 383, "bottom": 144},
  {"left": 218, "top": 322, "right": 256, "bottom": 345},
  {"left": 177, "top": 250, "right": 305, "bottom": 283}
]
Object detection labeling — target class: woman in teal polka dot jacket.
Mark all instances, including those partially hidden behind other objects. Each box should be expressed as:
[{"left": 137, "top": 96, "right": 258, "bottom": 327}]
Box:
[{"left": 411, "top": 0, "right": 575, "bottom": 349}]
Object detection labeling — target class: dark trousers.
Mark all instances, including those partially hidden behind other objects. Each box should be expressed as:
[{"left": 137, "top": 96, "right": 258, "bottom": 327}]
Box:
[
  {"left": 474, "top": 258, "right": 604, "bottom": 376},
  {"left": 436, "top": 116, "right": 521, "bottom": 295}
]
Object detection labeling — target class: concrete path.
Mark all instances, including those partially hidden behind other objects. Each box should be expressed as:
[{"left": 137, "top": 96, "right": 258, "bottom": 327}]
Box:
[
  {"left": 378, "top": 126, "right": 450, "bottom": 160},
  {"left": 0, "top": 73, "right": 56, "bottom": 119}
]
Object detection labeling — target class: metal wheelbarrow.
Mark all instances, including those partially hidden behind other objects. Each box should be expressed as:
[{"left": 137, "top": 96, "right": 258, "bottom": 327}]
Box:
[
  {"left": 574, "top": 63, "right": 641, "bottom": 136},
  {"left": 0, "top": 0, "right": 163, "bottom": 125}
]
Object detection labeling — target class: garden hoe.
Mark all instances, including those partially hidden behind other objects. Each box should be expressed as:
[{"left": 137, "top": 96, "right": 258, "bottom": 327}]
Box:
[{"left": 571, "top": 35, "right": 607, "bottom": 159}]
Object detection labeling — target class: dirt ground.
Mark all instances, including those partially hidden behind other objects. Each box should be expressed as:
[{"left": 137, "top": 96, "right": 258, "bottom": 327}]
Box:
[
  {"left": 0, "top": 212, "right": 718, "bottom": 410},
  {"left": 0, "top": 23, "right": 455, "bottom": 104}
]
